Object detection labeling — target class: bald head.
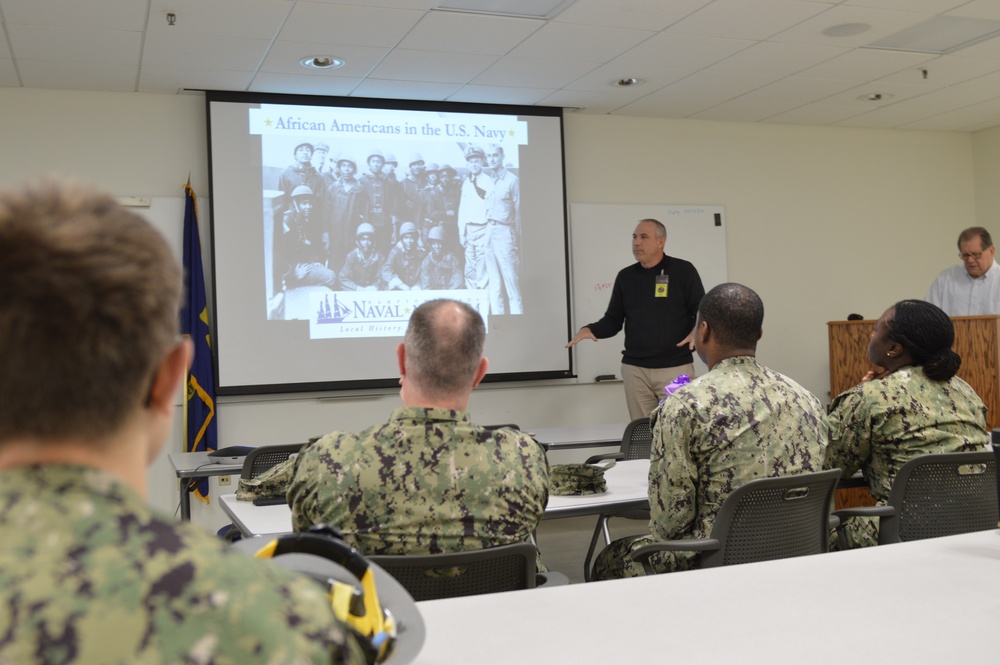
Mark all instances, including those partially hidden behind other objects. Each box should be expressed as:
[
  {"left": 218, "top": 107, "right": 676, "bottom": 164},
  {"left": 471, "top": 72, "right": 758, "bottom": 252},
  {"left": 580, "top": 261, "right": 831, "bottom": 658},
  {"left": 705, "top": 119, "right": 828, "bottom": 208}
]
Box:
[{"left": 404, "top": 299, "right": 486, "bottom": 399}]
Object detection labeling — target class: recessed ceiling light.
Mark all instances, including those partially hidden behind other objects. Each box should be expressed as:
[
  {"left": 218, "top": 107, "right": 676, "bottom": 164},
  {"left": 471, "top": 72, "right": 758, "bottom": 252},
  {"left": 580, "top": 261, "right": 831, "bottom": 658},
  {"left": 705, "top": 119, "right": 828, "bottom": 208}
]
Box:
[
  {"left": 299, "top": 56, "right": 345, "bottom": 70},
  {"left": 614, "top": 77, "right": 643, "bottom": 87},
  {"left": 822, "top": 23, "right": 872, "bottom": 37}
]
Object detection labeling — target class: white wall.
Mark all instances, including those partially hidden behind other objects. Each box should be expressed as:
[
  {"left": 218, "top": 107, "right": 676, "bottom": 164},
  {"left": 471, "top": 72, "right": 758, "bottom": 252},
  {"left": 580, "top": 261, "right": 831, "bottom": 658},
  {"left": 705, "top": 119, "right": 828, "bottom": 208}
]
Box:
[{"left": 0, "top": 88, "right": 980, "bottom": 530}]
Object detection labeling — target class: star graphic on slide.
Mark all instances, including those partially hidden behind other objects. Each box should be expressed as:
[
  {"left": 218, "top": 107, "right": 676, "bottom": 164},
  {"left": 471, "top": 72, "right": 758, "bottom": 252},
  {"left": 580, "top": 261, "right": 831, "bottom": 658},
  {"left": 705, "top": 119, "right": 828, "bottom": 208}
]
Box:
[{"left": 265, "top": 118, "right": 273, "bottom": 127}]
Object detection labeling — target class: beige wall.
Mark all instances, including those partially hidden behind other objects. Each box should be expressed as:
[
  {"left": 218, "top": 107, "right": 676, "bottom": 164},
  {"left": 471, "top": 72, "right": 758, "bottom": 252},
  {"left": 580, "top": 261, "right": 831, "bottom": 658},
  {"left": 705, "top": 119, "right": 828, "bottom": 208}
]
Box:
[
  {"left": 973, "top": 124, "right": 1000, "bottom": 233},
  {"left": 0, "top": 88, "right": 981, "bottom": 528}
]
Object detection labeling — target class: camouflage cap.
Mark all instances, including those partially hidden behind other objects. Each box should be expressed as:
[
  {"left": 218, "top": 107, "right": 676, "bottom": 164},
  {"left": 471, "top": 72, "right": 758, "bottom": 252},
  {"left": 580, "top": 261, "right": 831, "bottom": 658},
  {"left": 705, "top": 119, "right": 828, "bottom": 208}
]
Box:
[{"left": 548, "top": 460, "right": 615, "bottom": 496}]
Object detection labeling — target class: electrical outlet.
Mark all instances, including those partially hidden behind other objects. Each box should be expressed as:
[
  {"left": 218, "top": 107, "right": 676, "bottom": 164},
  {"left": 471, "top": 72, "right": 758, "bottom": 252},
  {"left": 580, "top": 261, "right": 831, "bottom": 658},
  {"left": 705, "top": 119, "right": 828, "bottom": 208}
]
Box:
[{"left": 218, "top": 475, "right": 231, "bottom": 486}]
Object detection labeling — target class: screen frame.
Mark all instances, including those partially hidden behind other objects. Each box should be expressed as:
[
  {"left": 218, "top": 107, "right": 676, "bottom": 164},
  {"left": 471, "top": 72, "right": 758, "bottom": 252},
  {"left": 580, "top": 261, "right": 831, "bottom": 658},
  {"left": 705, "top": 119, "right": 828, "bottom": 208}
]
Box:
[{"left": 205, "top": 89, "right": 574, "bottom": 396}]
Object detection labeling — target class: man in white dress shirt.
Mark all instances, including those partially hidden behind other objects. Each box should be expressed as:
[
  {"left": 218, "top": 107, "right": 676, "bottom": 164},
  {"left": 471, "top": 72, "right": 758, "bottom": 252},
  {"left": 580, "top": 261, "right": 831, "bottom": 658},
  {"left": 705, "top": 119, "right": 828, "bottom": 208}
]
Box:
[{"left": 926, "top": 227, "right": 1000, "bottom": 316}]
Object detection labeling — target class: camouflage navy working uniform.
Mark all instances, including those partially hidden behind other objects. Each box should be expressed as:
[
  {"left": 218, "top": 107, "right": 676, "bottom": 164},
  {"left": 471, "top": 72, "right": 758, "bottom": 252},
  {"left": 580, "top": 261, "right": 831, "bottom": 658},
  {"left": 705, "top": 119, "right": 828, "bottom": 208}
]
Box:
[
  {"left": 592, "top": 356, "right": 828, "bottom": 580},
  {"left": 289, "top": 407, "right": 549, "bottom": 559},
  {"left": 824, "top": 366, "right": 989, "bottom": 549},
  {"left": 0, "top": 464, "right": 365, "bottom": 665}
]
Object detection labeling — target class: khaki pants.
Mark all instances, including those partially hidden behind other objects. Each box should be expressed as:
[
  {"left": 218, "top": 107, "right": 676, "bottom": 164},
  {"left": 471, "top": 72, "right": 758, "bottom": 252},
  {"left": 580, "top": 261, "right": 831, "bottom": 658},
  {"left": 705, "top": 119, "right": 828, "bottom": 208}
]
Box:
[{"left": 621, "top": 362, "right": 695, "bottom": 421}]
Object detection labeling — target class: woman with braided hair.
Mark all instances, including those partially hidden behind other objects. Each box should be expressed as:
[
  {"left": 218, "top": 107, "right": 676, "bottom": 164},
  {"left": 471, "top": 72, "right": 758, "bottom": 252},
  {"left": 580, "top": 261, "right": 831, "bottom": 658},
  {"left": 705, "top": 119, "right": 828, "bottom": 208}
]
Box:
[{"left": 823, "top": 299, "right": 989, "bottom": 548}]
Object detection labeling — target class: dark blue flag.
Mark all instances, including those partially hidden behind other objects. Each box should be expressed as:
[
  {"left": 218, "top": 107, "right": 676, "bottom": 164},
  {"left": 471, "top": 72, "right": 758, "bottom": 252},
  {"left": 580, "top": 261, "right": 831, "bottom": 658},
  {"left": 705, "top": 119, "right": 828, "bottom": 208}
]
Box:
[{"left": 181, "top": 181, "right": 217, "bottom": 504}]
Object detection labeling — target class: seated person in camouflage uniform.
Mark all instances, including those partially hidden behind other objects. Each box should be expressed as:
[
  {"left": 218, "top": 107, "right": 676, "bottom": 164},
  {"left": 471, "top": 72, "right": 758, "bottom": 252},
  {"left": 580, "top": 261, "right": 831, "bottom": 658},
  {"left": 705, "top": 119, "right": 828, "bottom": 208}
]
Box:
[
  {"left": 824, "top": 299, "right": 989, "bottom": 549},
  {"left": 592, "top": 283, "right": 828, "bottom": 580},
  {"left": 288, "top": 299, "right": 549, "bottom": 559},
  {"left": 0, "top": 182, "right": 364, "bottom": 665}
]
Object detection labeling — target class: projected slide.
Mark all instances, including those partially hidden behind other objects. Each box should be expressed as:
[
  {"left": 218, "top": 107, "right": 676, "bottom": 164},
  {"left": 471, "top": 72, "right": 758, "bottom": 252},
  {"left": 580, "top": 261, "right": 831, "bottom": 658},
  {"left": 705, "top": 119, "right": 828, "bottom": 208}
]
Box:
[{"left": 207, "top": 92, "right": 570, "bottom": 394}]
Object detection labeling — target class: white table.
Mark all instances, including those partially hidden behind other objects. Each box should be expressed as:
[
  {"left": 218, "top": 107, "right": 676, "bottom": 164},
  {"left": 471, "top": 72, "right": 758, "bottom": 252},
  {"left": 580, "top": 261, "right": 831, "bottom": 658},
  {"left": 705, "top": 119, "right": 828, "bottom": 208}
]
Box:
[
  {"left": 411, "top": 529, "right": 1000, "bottom": 665},
  {"left": 168, "top": 451, "right": 244, "bottom": 520},
  {"left": 219, "top": 459, "right": 651, "bottom": 537},
  {"left": 527, "top": 423, "right": 627, "bottom": 450}
]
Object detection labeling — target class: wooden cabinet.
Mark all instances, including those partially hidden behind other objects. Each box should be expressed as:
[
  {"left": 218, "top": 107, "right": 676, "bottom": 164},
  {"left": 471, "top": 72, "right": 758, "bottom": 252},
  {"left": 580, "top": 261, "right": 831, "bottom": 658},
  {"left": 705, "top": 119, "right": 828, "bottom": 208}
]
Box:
[{"left": 828, "top": 315, "right": 1000, "bottom": 431}]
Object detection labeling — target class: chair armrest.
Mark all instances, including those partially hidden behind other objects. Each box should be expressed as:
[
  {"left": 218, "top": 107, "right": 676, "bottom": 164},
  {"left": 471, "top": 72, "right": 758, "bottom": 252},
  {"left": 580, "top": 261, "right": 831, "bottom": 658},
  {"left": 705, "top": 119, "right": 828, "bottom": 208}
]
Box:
[
  {"left": 629, "top": 538, "right": 721, "bottom": 575},
  {"left": 536, "top": 571, "right": 570, "bottom": 588},
  {"left": 584, "top": 452, "right": 624, "bottom": 464},
  {"left": 832, "top": 505, "right": 895, "bottom": 550},
  {"left": 833, "top": 505, "right": 895, "bottom": 521}
]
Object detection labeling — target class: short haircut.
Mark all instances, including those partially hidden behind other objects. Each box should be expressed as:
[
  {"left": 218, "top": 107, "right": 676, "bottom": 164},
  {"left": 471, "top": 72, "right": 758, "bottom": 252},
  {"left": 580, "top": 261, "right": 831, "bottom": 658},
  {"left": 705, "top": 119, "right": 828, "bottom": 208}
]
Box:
[
  {"left": 957, "top": 227, "right": 993, "bottom": 250},
  {"left": 0, "top": 181, "right": 182, "bottom": 442},
  {"left": 887, "top": 299, "right": 961, "bottom": 382},
  {"left": 697, "top": 282, "right": 764, "bottom": 349},
  {"left": 638, "top": 218, "right": 666, "bottom": 239},
  {"left": 404, "top": 299, "right": 485, "bottom": 398}
]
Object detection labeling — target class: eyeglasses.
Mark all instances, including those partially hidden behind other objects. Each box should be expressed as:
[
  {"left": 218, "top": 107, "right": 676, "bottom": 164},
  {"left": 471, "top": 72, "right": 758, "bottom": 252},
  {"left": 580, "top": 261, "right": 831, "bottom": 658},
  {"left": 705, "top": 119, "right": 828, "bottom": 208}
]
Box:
[{"left": 959, "top": 251, "right": 986, "bottom": 260}]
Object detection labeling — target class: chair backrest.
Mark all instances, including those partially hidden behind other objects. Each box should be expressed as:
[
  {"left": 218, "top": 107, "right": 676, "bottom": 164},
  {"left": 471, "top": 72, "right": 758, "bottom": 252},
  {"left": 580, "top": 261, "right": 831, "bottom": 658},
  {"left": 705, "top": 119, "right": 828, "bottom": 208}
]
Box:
[
  {"left": 368, "top": 543, "right": 537, "bottom": 601},
  {"left": 703, "top": 468, "right": 842, "bottom": 568},
  {"left": 240, "top": 443, "right": 305, "bottom": 480},
  {"left": 620, "top": 417, "right": 652, "bottom": 461},
  {"left": 880, "top": 450, "right": 998, "bottom": 544}
]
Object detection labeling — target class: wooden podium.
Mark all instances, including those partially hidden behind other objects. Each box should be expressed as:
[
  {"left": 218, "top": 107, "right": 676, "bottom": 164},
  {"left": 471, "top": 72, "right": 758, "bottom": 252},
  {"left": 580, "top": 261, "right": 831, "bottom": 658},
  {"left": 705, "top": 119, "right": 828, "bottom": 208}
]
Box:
[{"left": 828, "top": 315, "right": 1000, "bottom": 431}]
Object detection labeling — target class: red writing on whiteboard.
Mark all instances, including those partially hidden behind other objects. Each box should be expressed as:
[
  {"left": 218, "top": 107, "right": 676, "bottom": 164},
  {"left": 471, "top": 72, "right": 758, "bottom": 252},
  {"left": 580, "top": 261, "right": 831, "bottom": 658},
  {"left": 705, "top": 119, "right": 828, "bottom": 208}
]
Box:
[{"left": 594, "top": 282, "right": 613, "bottom": 291}]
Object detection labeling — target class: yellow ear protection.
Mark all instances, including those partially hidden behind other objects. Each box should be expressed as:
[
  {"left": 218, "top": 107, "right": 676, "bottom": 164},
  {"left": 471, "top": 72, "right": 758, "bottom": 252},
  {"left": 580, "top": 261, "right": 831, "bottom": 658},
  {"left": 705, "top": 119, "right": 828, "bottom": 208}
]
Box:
[{"left": 253, "top": 530, "right": 397, "bottom": 664}]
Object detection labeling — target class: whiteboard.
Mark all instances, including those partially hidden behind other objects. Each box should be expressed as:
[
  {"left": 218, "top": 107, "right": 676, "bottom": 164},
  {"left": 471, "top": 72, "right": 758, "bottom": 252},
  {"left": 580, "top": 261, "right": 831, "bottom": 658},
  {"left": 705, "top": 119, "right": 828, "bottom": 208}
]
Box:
[{"left": 568, "top": 203, "right": 727, "bottom": 383}]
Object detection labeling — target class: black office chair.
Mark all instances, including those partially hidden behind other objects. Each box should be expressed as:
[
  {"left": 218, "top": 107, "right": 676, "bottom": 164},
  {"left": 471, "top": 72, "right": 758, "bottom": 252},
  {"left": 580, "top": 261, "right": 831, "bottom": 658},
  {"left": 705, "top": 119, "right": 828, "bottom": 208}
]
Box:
[
  {"left": 582, "top": 417, "right": 652, "bottom": 581},
  {"left": 368, "top": 543, "right": 566, "bottom": 601},
  {"left": 218, "top": 443, "right": 306, "bottom": 542},
  {"left": 241, "top": 442, "right": 306, "bottom": 480},
  {"left": 629, "top": 469, "right": 842, "bottom": 574},
  {"left": 833, "top": 450, "right": 998, "bottom": 548}
]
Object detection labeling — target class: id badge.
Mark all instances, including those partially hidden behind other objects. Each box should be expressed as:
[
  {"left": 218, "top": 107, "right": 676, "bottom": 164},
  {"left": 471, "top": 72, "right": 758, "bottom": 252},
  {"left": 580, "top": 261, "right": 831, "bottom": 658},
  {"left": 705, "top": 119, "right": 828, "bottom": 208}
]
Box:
[{"left": 655, "top": 274, "right": 669, "bottom": 298}]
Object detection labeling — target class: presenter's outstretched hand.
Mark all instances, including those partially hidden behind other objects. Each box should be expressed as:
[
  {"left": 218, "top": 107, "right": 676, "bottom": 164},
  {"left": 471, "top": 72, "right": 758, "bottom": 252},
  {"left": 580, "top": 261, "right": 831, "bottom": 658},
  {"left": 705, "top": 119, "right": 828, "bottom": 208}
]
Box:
[
  {"left": 676, "top": 328, "right": 696, "bottom": 350},
  {"left": 566, "top": 327, "right": 597, "bottom": 348}
]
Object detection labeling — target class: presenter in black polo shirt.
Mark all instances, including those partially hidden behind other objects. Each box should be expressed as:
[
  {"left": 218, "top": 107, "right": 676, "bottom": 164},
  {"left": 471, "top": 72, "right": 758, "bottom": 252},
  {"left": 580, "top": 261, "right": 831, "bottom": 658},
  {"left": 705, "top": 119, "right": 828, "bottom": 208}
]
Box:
[{"left": 567, "top": 218, "right": 704, "bottom": 419}]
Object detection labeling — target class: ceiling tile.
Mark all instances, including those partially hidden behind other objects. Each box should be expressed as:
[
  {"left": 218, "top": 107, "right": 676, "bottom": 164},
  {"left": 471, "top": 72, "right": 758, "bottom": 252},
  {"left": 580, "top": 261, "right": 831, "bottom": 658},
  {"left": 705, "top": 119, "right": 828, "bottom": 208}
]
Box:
[
  {"left": 770, "top": 5, "right": 935, "bottom": 47},
  {"left": 734, "top": 76, "right": 859, "bottom": 105},
  {"left": 614, "top": 92, "right": 721, "bottom": 118},
  {"left": 472, "top": 56, "right": 597, "bottom": 88},
  {"left": 280, "top": 3, "right": 423, "bottom": 47},
  {"left": 143, "top": 32, "right": 271, "bottom": 71},
  {"left": 144, "top": 0, "right": 292, "bottom": 38},
  {"left": 509, "top": 23, "right": 653, "bottom": 62},
  {"left": 667, "top": 0, "right": 834, "bottom": 40},
  {"left": 942, "top": 0, "right": 1000, "bottom": 21},
  {"left": 797, "top": 47, "right": 936, "bottom": 80},
  {"left": 656, "top": 71, "right": 780, "bottom": 102},
  {"left": 708, "top": 41, "right": 849, "bottom": 77},
  {"left": 448, "top": 83, "right": 555, "bottom": 105},
  {"left": 397, "top": 10, "right": 542, "bottom": 54},
  {"left": 370, "top": 49, "right": 498, "bottom": 84},
  {"left": 0, "top": 0, "right": 147, "bottom": 30},
  {"left": 845, "top": 0, "right": 970, "bottom": 12},
  {"left": 875, "top": 53, "right": 1000, "bottom": 86},
  {"left": 563, "top": 63, "right": 689, "bottom": 92},
  {"left": 553, "top": 0, "right": 715, "bottom": 31},
  {"left": 7, "top": 25, "right": 141, "bottom": 64},
  {"left": 613, "top": 32, "right": 754, "bottom": 72}
]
